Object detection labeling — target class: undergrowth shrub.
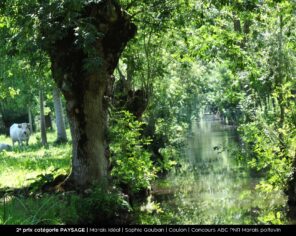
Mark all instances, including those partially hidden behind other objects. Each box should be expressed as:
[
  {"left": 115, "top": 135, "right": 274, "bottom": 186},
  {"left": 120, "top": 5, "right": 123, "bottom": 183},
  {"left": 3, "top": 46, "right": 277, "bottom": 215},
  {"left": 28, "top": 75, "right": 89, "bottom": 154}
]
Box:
[{"left": 109, "top": 111, "right": 156, "bottom": 194}]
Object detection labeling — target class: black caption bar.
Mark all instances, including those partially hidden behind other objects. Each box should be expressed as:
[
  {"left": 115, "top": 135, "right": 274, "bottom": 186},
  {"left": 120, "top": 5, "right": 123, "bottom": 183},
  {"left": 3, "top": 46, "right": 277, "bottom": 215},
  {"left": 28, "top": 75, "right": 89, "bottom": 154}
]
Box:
[{"left": 0, "top": 225, "right": 295, "bottom": 234}]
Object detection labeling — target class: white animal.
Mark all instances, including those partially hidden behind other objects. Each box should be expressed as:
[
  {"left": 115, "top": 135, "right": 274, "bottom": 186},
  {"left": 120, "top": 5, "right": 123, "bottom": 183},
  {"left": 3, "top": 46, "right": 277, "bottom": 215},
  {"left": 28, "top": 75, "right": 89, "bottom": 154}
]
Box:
[
  {"left": 0, "top": 143, "right": 12, "bottom": 152},
  {"left": 9, "top": 123, "right": 31, "bottom": 146}
]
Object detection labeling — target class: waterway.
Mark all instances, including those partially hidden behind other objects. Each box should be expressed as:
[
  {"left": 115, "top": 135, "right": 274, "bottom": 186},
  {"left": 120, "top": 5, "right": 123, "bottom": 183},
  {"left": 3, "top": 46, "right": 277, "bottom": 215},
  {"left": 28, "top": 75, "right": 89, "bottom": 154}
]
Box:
[{"left": 139, "top": 114, "right": 288, "bottom": 224}]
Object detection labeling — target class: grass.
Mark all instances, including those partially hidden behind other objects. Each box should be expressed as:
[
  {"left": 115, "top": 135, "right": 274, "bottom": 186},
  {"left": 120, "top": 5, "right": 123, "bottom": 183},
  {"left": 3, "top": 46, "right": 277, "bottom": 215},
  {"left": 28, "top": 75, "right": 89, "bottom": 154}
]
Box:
[
  {"left": 0, "top": 130, "right": 71, "bottom": 189},
  {"left": 0, "top": 130, "right": 72, "bottom": 224},
  {"left": 0, "top": 185, "right": 131, "bottom": 225},
  {"left": 0, "top": 129, "right": 132, "bottom": 225},
  {"left": 0, "top": 187, "right": 131, "bottom": 224}
]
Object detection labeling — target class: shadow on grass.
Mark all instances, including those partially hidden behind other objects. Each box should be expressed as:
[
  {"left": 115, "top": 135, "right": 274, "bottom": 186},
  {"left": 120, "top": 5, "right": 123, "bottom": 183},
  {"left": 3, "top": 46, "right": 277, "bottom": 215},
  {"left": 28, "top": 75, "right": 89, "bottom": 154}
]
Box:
[
  {"left": 0, "top": 140, "right": 71, "bottom": 191},
  {"left": 9, "top": 140, "right": 72, "bottom": 153},
  {"left": 0, "top": 177, "right": 133, "bottom": 225},
  {"left": 0, "top": 173, "right": 68, "bottom": 198},
  {"left": 0, "top": 138, "right": 133, "bottom": 224}
]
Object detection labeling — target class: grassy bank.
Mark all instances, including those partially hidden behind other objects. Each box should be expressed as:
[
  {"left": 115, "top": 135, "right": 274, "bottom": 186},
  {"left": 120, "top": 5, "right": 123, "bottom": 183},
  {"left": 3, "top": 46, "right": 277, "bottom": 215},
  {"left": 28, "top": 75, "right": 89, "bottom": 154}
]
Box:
[
  {"left": 0, "top": 131, "right": 71, "bottom": 189},
  {"left": 0, "top": 131, "right": 131, "bottom": 225}
]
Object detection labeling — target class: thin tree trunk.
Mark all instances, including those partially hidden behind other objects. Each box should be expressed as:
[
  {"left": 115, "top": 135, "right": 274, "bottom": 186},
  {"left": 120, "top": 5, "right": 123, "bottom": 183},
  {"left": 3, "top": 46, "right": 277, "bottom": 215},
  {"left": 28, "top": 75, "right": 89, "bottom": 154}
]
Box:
[
  {"left": 45, "top": 113, "right": 54, "bottom": 131},
  {"left": 53, "top": 87, "right": 67, "bottom": 143},
  {"left": 243, "top": 19, "right": 251, "bottom": 34},
  {"left": 39, "top": 90, "right": 47, "bottom": 146},
  {"left": 233, "top": 18, "right": 241, "bottom": 33},
  {"left": 0, "top": 113, "right": 5, "bottom": 133},
  {"left": 28, "top": 107, "right": 33, "bottom": 133}
]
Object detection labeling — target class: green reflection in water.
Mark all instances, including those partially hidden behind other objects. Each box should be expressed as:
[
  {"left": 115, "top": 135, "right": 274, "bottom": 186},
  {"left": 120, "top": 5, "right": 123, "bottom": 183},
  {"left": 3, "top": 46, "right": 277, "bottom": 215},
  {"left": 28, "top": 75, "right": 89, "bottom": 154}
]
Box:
[{"left": 138, "top": 115, "right": 288, "bottom": 224}]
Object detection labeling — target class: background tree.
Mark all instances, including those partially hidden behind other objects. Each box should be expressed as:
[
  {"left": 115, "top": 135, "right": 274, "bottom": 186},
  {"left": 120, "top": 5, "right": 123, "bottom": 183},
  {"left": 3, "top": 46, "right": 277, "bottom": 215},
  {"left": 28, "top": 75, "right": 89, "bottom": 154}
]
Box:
[
  {"left": 52, "top": 86, "right": 67, "bottom": 144},
  {"left": 39, "top": 89, "right": 47, "bottom": 146}
]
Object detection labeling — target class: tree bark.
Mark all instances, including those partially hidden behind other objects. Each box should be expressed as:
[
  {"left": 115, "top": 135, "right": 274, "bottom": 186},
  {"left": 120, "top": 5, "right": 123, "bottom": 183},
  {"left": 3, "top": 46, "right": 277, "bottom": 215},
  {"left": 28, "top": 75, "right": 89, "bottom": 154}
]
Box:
[
  {"left": 233, "top": 13, "right": 241, "bottom": 33},
  {"left": 0, "top": 113, "right": 5, "bottom": 134},
  {"left": 39, "top": 89, "right": 47, "bottom": 146},
  {"left": 53, "top": 87, "right": 67, "bottom": 143},
  {"left": 67, "top": 75, "right": 108, "bottom": 187},
  {"left": 28, "top": 107, "right": 33, "bottom": 133},
  {"left": 114, "top": 65, "right": 148, "bottom": 119},
  {"left": 45, "top": 113, "right": 53, "bottom": 130},
  {"left": 41, "top": 0, "right": 136, "bottom": 189}
]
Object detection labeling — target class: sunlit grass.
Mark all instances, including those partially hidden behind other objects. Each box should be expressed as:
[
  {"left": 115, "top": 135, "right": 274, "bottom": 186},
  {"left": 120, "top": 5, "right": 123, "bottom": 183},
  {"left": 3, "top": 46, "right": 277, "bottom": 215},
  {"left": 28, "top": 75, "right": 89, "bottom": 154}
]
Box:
[
  {"left": 0, "top": 129, "right": 77, "bottom": 225},
  {"left": 0, "top": 129, "right": 133, "bottom": 225},
  {"left": 0, "top": 130, "right": 71, "bottom": 189}
]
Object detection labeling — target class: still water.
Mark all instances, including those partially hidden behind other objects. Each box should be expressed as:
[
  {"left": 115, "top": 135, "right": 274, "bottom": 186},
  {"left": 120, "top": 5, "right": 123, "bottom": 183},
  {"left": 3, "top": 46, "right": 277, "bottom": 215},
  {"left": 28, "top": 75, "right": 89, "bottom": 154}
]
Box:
[{"left": 144, "top": 115, "right": 287, "bottom": 224}]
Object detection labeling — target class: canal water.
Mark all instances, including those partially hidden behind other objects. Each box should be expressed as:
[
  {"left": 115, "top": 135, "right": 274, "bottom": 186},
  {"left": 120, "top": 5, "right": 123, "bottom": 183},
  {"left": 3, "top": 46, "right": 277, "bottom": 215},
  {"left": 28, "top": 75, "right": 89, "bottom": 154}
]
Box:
[{"left": 142, "top": 115, "right": 287, "bottom": 224}]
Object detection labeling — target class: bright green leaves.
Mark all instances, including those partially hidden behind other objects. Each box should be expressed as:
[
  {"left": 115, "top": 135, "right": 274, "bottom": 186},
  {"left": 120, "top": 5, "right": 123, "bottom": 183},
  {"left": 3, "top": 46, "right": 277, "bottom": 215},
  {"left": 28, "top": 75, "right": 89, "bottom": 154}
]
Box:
[
  {"left": 0, "top": 16, "right": 8, "bottom": 28},
  {"left": 239, "top": 118, "right": 294, "bottom": 191},
  {"left": 258, "top": 210, "right": 284, "bottom": 225},
  {"left": 0, "top": 85, "right": 18, "bottom": 99},
  {"left": 110, "top": 111, "right": 156, "bottom": 193}
]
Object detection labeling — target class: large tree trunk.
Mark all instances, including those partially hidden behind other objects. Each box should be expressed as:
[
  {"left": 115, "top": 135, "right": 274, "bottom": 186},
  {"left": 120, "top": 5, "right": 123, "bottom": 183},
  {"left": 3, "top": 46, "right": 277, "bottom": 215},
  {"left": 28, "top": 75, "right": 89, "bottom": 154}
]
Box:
[
  {"left": 65, "top": 74, "right": 109, "bottom": 187},
  {"left": 53, "top": 87, "right": 67, "bottom": 143},
  {"left": 42, "top": 0, "right": 136, "bottom": 190},
  {"left": 39, "top": 90, "right": 47, "bottom": 146}
]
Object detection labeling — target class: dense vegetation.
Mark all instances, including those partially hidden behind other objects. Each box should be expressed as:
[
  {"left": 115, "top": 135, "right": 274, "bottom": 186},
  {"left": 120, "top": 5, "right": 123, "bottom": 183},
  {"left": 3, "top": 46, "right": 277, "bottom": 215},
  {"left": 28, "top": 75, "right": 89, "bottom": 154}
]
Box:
[{"left": 0, "top": 0, "right": 295, "bottom": 225}]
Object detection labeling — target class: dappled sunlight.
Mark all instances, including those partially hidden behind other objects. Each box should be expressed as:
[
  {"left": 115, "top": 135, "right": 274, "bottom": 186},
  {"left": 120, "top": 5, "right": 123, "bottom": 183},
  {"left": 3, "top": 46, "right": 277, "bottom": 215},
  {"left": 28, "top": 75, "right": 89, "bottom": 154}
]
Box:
[
  {"left": 0, "top": 170, "right": 44, "bottom": 189},
  {"left": 0, "top": 131, "right": 71, "bottom": 189}
]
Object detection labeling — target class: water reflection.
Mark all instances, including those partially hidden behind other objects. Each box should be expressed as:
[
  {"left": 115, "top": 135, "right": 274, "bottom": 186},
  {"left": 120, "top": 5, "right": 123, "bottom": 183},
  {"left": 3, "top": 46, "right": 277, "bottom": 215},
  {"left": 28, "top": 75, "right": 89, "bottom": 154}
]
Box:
[{"left": 149, "top": 115, "right": 287, "bottom": 224}]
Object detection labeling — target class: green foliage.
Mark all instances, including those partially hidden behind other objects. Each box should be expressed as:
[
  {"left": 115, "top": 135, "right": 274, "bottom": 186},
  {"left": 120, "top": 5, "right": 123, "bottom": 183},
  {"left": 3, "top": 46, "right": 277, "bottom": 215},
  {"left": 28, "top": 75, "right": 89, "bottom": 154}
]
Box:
[
  {"left": 258, "top": 210, "right": 285, "bottom": 225},
  {"left": 234, "top": 0, "right": 296, "bottom": 200},
  {"left": 110, "top": 111, "right": 156, "bottom": 193},
  {"left": 28, "top": 171, "right": 57, "bottom": 193},
  {"left": 238, "top": 111, "right": 295, "bottom": 192},
  {"left": 138, "top": 61, "right": 204, "bottom": 174},
  {"left": 153, "top": 118, "right": 187, "bottom": 171},
  {"left": 70, "top": 185, "right": 132, "bottom": 224}
]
